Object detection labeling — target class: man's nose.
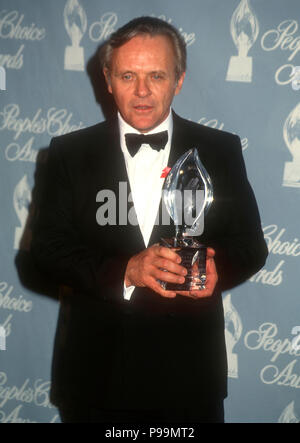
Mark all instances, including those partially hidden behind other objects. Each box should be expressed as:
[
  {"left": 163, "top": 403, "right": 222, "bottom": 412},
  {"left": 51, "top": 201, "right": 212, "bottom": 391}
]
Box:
[{"left": 134, "top": 78, "right": 151, "bottom": 97}]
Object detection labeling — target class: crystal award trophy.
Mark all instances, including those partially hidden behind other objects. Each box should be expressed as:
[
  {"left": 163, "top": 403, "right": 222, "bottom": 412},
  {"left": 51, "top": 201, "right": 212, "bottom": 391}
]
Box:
[{"left": 160, "top": 148, "right": 213, "bottom": 291}]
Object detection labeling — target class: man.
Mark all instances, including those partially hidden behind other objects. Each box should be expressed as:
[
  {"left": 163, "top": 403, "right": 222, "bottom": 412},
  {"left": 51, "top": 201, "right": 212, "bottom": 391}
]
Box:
[{"left": 32, "top": 17, "right": 268, "bottom": 423}]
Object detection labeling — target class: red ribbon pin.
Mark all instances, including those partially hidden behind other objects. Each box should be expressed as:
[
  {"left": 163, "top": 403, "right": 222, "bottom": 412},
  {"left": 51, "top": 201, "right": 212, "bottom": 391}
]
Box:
[{"left": 160, "top": 166, "right": 171, "bottom": 178}]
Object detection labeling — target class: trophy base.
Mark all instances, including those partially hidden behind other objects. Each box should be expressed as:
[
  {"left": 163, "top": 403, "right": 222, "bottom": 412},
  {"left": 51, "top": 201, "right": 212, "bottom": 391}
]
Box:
[
  {"left": 64, "top": 46, "right": 85, "bottom": 71},
  {"left": 226, "top": 55, "right": 252, "bottom": 83},
  {"left": 160, "top": 238, "right": 207, "bottom": 291},
  {"left": 283, "top": 161, "right": 300, "bottom": 187}
]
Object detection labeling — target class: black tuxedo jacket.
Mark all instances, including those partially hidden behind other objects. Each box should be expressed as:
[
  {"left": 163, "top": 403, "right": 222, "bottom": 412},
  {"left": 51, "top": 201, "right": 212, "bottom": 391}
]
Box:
[{"left": 32, "top": 112, "right": 268, "bottom": 410}]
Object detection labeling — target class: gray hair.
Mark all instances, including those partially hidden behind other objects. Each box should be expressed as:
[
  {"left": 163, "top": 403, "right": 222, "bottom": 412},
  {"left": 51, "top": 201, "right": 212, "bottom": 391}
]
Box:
[{"left": 101, "top": 16, "right": 187, "bottom": 81}]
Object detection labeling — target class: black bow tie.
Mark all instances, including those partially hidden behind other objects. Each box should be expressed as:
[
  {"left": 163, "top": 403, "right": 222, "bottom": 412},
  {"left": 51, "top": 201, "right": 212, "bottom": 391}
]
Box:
[{"left": 125, "top": 131, "right": 168, "bottom": 157}]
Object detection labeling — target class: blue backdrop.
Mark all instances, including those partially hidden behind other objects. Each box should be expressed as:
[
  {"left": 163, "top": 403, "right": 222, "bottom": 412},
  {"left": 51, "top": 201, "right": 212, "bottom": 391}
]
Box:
[{"left": 0, "top": 0, "right": 299, "bottom": 423}]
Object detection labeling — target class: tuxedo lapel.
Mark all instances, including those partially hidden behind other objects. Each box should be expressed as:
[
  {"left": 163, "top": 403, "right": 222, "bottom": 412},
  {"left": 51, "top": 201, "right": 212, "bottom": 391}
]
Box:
[
  {"left": 89, "top": 118, "right": 145, "bottom": 252},
  {"left": 105, "top": 118, "right": 128, "bottom": 191},
  {"left": 110, "top": 120, "right": 146, "bottom": 251}
]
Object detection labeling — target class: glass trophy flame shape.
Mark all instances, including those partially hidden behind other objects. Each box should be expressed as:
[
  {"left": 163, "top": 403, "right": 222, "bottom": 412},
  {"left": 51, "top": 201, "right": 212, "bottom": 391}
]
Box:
[{"left": 160, "top": 148, "right": 213, "bottom": 291}]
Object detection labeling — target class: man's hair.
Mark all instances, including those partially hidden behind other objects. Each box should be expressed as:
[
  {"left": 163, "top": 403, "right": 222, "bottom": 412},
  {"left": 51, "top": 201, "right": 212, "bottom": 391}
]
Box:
[{"left": 101, "top": 16, "right": 187, "bottom": 81}]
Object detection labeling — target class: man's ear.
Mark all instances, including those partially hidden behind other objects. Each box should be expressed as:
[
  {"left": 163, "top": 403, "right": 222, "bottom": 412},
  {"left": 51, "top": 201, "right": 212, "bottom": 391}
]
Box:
[
  {"left": 103, "top": 68, "right": 112, "bottom": 94},
  {"left": 174, "top": 72, "right": 185, "bottom": 96}
]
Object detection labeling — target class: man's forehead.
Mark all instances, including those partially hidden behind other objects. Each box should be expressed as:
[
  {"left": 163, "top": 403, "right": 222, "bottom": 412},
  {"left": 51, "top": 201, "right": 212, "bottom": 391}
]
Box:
[
  {"left": 110, "top": 34, "right": 176, "bottom": 69},
  {"left": 116, "top": 33, "right": 173, "bottom": 48}
]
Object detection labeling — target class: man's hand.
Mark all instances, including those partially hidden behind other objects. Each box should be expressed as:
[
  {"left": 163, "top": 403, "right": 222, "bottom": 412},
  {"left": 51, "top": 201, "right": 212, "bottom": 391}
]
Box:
[
  {"left": 124, "top": 244, "right": 186, "bottom": 298},
  {"left": 176, "top": 247, "right": 218, "bottom": 299},
  {"left": 124, "top": 245, "right": 218, "bottom": 299}
]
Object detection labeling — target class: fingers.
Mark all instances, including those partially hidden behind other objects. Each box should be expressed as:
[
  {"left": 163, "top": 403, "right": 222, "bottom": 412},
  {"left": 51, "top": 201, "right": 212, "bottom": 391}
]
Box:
[
  {"left": 152, "top": 245, "right": 218, "bottom": 300},
  {"left": 154, "top": 256, "right": 187, "bottom": 277},
  {"left": 124, "top": 245, "right": 185, "bottom": 297},
  {"left": 155, "top": 268, "right": 186, "bottom": 286},
  {"left": 148, "top": 278, "right": 177, "bottom": 298},
  {"left": 125, "top": 244, "right": 218, "bottom": 300},
  {"left": 150, "top": 244, "right": 187, "bottom": 283},
  {"left": 152, "top": 244, "right": 182, "bottom": 264},
  {"left": 206, "top": 247, "right": 216, "bottom": 258},
  {"left": 176, "top": 250, "right": 218, "bottom": 299}
]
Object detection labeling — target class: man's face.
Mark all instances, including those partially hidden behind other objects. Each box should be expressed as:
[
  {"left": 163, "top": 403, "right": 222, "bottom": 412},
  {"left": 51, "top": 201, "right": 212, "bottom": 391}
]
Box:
[{"left": 104, "top": 34, "right": 185, "bottom": 133}]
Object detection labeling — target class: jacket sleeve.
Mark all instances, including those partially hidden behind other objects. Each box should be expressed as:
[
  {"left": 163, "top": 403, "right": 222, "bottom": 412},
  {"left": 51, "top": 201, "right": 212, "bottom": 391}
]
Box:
[
  {"left": 31, "top": 137, "right": 129, "bottom": 300},
  {"left": 208, "top": 135, "right": 268, "bottom": 291}
]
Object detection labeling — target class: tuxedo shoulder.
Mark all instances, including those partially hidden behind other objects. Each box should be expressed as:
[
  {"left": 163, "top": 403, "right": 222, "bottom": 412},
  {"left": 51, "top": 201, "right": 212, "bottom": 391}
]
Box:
[{"left": 50, "top": 120, "right": 109, "bottom": 149}]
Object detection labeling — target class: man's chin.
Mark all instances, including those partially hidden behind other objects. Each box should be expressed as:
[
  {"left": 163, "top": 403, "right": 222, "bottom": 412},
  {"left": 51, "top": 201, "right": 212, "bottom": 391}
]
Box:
[{"left": 129, "top": 118, "right": 161, "bottom": 134}]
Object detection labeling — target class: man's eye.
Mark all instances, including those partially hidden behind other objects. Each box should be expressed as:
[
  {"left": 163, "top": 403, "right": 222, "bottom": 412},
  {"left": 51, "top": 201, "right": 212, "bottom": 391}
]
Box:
[
  {"left": 152, "top": 74, "right": 163, "bottom": 80},
  {"left": 122, "top": 74, "right": 133, "bottom": 81}
]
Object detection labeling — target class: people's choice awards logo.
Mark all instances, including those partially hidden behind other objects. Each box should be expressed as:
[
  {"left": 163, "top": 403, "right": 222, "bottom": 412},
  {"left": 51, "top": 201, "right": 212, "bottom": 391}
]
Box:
[
  {"left": 250, "top": 224, "right": 300, "bottom": 287},
  {"left": 226, "top": 0, "right": 259, "bottom": 83},
  {"left": 0, "top": 103, "right": 85, "bottom": 163},
  {"left": 0, "top": 9, "right": 46, "bottom": 70},
  {"left": 283, "top": 103, "right": 300, "bottom": 188},
  {"left": 0, "top": 372, "right": 58, "bottom": 423},
  {"left": 13, "top": 175, "right": 31, "bottom": 250},
  {"left": 244, "top": 323, "right": 300, "bottom": 389},
  {"left": 261, "top": 20, "right": 300, "bottom": 87},
  {"left": 64, "top": 0, "right": 87, "bottom": 71},
  {"left": 223, "top": 293, "right": 243, "bottom": 378}
]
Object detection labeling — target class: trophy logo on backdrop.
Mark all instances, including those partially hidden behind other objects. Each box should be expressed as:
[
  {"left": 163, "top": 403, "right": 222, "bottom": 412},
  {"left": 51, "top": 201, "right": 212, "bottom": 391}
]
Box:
[
  {"left": 13, "top": 175, "right": 31, "bottom": 250},
  {"left": 283, "top": 102, "right": 300, "bottom": 188},
  {"left": 0, "top": 326, "right": 6, "bottom": 351},
  {"left": 0, "top": 66, "right": 6, "bottom": 91},
  {"left": 64, "top": 0, "right": 87, "bottom": 71},
  {"left": 278, "top": 401, "right": 300, "bottom": 423},
  {"left": 223, "top": 293, "right": 243, "bottom": 378},
  {"left": 226, "top": 0, "right": 259, "bottom": 83}
]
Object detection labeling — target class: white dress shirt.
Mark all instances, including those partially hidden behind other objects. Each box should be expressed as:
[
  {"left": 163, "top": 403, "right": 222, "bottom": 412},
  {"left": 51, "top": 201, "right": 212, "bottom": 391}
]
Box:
[{"left": 118, "top": 110, "right": 173, "bottom": 300}]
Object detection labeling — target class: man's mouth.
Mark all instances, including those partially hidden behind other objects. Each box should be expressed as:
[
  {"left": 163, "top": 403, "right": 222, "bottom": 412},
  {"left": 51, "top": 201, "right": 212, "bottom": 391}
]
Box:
[{"left": 133, "top": 105, "right": 153, "bottom": 111}]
